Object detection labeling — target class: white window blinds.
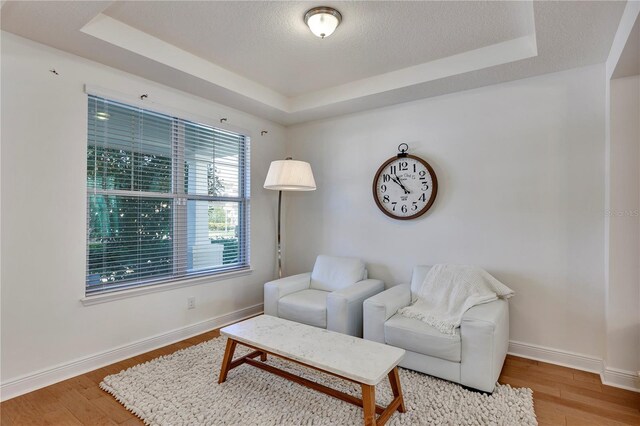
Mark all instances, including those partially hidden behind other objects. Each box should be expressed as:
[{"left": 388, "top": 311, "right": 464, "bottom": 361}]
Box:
[{"left": 86, "top": 95, "right": 250, "bottom": 295}]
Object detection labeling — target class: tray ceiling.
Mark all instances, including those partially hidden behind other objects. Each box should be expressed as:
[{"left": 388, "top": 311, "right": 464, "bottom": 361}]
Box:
[{"left": 0, "top": 1, "right": 627, "bottom": 125}]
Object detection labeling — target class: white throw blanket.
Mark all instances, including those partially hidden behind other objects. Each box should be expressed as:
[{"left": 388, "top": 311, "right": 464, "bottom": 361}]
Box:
[{"left": 397, "top": 264, "right": 514, "bottom": 335}]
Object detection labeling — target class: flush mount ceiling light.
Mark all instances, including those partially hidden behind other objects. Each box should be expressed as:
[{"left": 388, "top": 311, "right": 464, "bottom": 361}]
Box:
[{"left": 304, "top": 6, "right": 342, "bottom": 39}]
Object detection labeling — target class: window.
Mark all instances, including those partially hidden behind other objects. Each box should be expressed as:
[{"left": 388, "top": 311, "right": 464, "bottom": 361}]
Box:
[{"left": 86, "top": 95, "right": 250, "bottom": 295}]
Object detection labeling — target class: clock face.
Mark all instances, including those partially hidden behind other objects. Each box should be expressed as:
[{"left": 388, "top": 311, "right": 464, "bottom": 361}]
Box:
[{"left": 372, "top": 154, "right": 438, "bottom": 220}]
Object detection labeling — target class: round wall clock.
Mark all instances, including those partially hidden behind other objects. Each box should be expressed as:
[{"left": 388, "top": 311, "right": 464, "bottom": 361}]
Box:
[{"left": 372, "top": 144, "right": 438, "bottom": 220}]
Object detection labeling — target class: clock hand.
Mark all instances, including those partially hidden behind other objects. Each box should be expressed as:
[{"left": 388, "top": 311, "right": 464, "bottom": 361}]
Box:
[
  {"left": 389, "top": 176, "right": 409, "bottom": 194},
  {"left": 394, "top": 174, "right": 411, "bottom": 194}
]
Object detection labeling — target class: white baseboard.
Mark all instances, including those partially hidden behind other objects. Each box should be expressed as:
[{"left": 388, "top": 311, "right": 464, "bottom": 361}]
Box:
[
  {"left": 3, "top": 318, "right": 638, "bottom": 401},
  {"left": 508, "top": 340, "right": 640, "bottom": 393},
  {"left": 0, "top": 304, "right": 263, "bottom": 402},
  {"left": 508, "top": 340, "right": 604, "bottom": 373},
  {"left": 602, "top": 367, "right": 640, "bottom": 392}
]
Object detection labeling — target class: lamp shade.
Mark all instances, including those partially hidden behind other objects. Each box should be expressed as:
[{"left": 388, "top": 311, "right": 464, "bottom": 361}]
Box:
[{"left": 264, "top": 159, "right": 316, "bottom": 191}]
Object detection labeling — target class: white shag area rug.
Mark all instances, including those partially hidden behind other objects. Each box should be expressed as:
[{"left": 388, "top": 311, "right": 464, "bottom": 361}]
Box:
[{"left": 101, "top": 337, "right": 537, "bottom": 426}]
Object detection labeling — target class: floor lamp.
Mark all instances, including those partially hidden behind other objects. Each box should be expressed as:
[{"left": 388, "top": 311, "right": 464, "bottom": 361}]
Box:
[{"left": 264, "top": 158, "right": 316, "bottom": 278}]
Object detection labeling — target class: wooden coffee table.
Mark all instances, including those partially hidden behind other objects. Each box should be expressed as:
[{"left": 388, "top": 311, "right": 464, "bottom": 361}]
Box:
[{"left": 218, "top": 315, "right": 406, "bottom": 426}]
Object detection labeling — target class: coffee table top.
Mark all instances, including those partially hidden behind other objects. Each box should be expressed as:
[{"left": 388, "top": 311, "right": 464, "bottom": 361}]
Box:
[{"left": 220, "top": 315, "right": 405, "bottom": 385}]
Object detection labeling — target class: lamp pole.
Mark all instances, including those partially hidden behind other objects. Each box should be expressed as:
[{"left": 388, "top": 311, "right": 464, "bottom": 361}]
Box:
[{"left": 277, "top": 189, "right": 283, "bottom": 278}]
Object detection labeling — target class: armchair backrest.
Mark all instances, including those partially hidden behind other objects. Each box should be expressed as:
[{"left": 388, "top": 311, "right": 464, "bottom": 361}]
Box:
[
  {"left": 410, "top": 265, "right": 433, "bottom": 294},
  {"left": 310, "top": 255, "right": 366, "bottom": 292}
]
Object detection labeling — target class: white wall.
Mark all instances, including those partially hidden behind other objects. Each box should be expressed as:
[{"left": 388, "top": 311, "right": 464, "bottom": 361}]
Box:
[
  {"left": 285, "top": 65, "right": 607, "bottom": 359},
  {"left": 2, "top": 29, "right": 635, "bottom": 396},
  {"left": 607, "top": 75, "right": 640, "bottom": 374},
  {"left": 604, "top": 3, "right": 640, "bottom": 389},
  {"left": 0, "top": 33, "right": 284, "bottom": 389}
]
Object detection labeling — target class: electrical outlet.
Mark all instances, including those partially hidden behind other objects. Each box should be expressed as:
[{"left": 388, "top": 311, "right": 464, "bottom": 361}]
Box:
[{"left": 187, "top": 297, "right": 196, "bottom": 310}]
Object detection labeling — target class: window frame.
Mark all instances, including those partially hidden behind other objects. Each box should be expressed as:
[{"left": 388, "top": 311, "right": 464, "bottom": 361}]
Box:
[{"left": 85, "top": 94, "right": 251, "bottom": 297}]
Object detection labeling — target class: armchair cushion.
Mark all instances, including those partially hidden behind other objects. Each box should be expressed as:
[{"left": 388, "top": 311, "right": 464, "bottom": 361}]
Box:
[
  {"left": 310, "top": 255, "right": 366, "bottom": 292},
  {"left": 278, "top": 289, "right": 329, "bottom": 328},
  {"left": 384, "top": 314, "right": 461, "bottom": 362},
  {"left": 264, "top": 272, "right": 311, "bottom": 317},
  {"left": 410, "top": 265, "right": 433, "bottom": 294}
]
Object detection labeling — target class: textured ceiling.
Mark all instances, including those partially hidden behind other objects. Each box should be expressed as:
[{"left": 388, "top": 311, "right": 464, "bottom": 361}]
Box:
[
  {"left": 0, "top": 1, "right": 627, "bottom": 125},
  {"left": 104, "top": 1, "right": 533, "bottom": 96}
]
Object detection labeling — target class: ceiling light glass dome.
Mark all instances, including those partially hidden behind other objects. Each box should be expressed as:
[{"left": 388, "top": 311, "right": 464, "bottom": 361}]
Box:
[{"left": 304, "top": 7, "right": 342, "bottom": 39}]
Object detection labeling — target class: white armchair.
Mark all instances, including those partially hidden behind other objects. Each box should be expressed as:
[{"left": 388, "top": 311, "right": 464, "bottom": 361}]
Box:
[
  {"left": 264, "top": 255, "right": 384, "bottom": 337},
  {"left": 363, "top": 266, "right": 509, "bottom": 393}
]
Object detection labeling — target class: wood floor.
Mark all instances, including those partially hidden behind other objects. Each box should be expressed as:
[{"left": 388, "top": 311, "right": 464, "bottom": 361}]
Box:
[{"left": 1, "top": 328, "right": 638, "bottom": 426}]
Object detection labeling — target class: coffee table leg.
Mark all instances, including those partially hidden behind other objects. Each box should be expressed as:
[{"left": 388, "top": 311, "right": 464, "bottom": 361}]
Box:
[
  {"left": 388, "top": 367, "right": 406, "bottom": 413},
  {"left": 361, "top": 384, "right": 376, "bottom": 426},
  {"left": 260, "top": 351, "right": 267, "bottom": 361},
  {"left": 218, "top": 338, "right": 237, "bottom": 384}
]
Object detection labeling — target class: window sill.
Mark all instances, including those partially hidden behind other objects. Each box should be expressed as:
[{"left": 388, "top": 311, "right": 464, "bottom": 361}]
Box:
[{"left": 80, "top": 268, "right": 253, "bottom": 306}]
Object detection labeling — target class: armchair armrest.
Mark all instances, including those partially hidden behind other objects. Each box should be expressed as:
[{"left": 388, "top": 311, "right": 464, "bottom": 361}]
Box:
[
  {"left": 327, "top": 279, "right": 385, "bottom": 337},
  {"left": 460, "top": 299, "right": 510, "bottom": 392},
  {"left": 363, "top": 284, "right": 412, "bottom": 344},
  {"left": 462, "top": 299, "right": 507, "bottom": 327},
  {"left": 264, "top": 273, "right": 311, "bottom": 316}
]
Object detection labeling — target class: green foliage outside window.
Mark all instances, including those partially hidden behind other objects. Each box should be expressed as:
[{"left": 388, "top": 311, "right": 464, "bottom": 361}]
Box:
[
  {"left": 87, "top": 195, "right": 173, "bottom": 285},
  {"left": 213, "top": 237, "right": 240, "bottom": 265},
  {"left": 87, "top": 146, "right": 238, "bottom": 287},
  {"left": 87, "top": 146, "right": 174, "bottom": 285}
]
